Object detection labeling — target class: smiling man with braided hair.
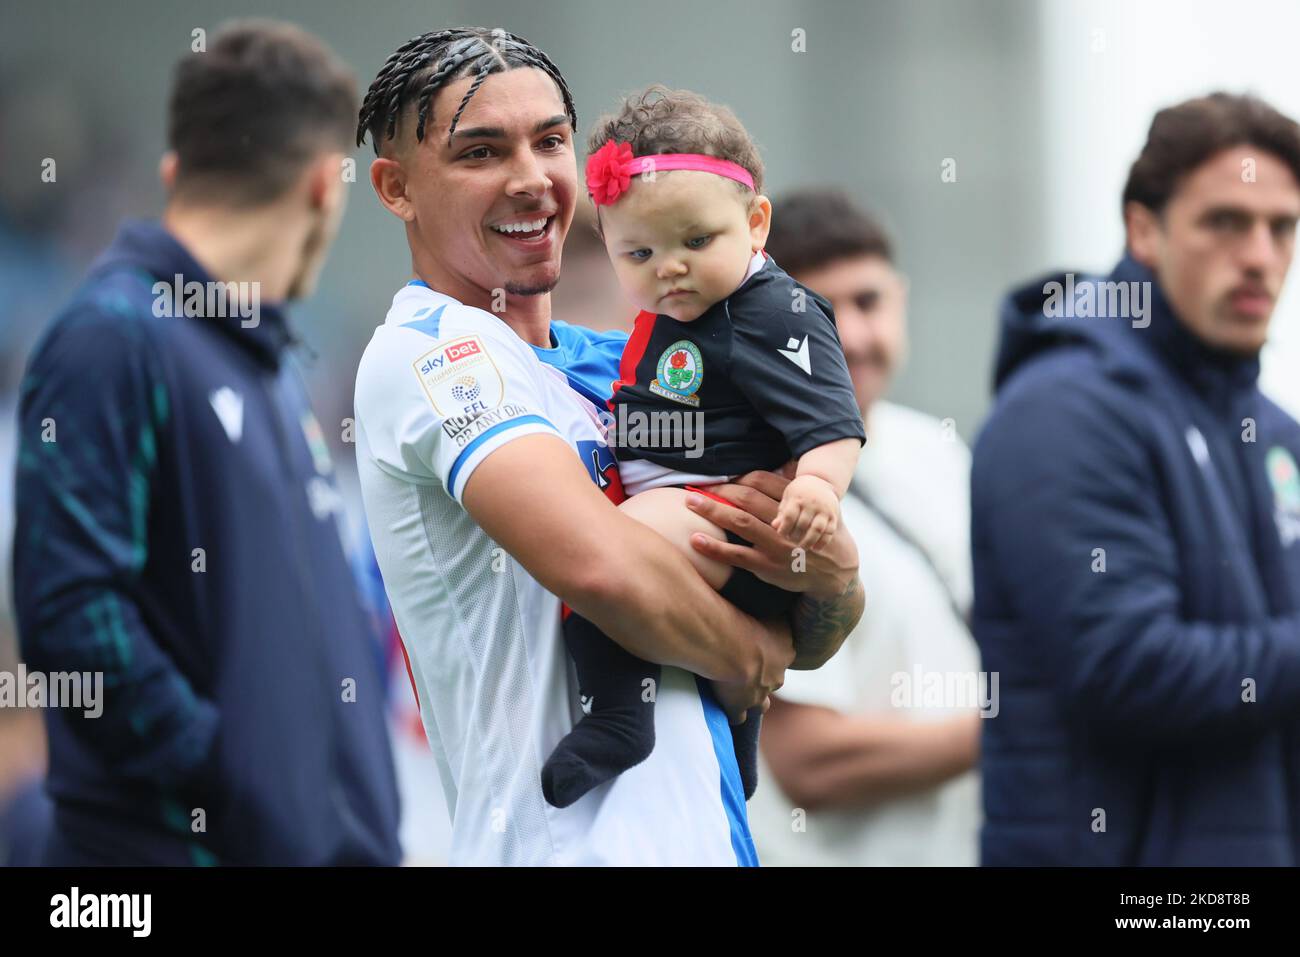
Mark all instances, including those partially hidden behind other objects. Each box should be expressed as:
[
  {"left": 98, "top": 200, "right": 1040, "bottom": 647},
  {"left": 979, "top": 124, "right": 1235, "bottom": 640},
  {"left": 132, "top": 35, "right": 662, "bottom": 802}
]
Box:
[{"left": 352, "top": 27, "right": 864, "bottom": 865}]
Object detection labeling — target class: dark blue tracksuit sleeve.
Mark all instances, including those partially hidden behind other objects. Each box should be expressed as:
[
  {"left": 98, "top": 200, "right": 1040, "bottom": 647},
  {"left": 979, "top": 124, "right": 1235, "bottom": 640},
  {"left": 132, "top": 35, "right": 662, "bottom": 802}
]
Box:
[
  {"left": 13, "top": 308, "right": 219, "bottom": 789},
  {"left": 974, "top": 377, "right": 1300, "bottom": 744}
]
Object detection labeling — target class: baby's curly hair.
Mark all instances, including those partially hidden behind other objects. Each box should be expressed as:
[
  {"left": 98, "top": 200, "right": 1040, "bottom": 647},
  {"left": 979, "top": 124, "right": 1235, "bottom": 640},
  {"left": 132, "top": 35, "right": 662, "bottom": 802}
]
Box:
[{"left": 587, "top": 85, "right": 765, "bottom": 197}]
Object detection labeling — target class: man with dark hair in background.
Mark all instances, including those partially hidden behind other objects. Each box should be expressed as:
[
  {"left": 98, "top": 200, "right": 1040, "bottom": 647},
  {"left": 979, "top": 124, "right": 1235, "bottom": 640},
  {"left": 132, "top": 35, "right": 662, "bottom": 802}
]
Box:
[
  {"left": 12, "top": 19, "right": 400, "bottom": 865},
  {"left": 974, "top": 92, "right": 1300, "bottom": 865},
  {"left": 750, "top": 190, "right": 982, "bottom": 866}
]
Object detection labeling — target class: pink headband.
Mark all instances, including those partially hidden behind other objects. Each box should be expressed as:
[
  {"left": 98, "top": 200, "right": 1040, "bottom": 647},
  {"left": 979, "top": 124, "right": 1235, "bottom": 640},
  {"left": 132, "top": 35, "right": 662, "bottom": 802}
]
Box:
[{"left": 586, "top": 140, "right": 755, "bottom": 206}]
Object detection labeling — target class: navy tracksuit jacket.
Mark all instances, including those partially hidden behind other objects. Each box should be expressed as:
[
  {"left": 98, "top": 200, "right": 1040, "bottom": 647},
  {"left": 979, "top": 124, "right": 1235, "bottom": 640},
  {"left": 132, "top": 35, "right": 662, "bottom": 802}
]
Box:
[
  {"left": 973, "top": 254, "right": 1300, "bottom": 865},
  {"left": 12, "top": 220, "right": 401, "bottom": 865}
]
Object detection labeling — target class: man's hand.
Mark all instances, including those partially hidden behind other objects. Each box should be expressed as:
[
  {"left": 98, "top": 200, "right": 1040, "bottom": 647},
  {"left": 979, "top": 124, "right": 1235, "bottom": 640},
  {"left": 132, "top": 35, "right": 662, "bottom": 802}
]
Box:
[
  {"left": 712, "top": 617, "right": 794, "bottom": 724},
  {"left": 685, "top": 471, "right": 858, "bottom": 600},
  {"left": 686, "top": 470, "right": 864, "bottom": 670}
]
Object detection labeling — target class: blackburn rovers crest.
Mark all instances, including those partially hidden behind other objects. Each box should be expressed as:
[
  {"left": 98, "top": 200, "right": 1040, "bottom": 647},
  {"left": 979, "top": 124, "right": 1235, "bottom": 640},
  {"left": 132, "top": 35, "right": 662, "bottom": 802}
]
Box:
[{"left": 649, "top": 339, "right": 703, "bottom": 407}]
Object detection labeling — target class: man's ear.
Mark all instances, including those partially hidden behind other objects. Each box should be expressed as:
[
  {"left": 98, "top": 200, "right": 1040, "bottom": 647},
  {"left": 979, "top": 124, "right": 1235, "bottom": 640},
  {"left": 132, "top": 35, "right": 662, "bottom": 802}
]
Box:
[
  {"left": 159, "top": 151, "right": 178, "bottom": 192},
  {"left": 370, "top": 155, "right": 416, "bottom": 222},
  {"left": 1124, "top": 200, "right": 1162, "bottom": 268},
  {"left": 896, "top": 268, "right": 911, "bottom": 312},
  {"left": 749, "top": 194, "right": 772, "bottom": 252},
  {"left": 307, "top": 152, "right": 348, "bottom": 214}
]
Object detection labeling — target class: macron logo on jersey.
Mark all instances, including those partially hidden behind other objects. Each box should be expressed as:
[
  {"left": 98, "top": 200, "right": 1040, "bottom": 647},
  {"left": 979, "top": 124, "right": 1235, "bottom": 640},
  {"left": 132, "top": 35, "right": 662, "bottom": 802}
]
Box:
[
  {"left": 209, "top": 386, "right": 244, "bottom": 443},
  {"left": 778, "top": 336, "right": 812, "bottom": 375}
]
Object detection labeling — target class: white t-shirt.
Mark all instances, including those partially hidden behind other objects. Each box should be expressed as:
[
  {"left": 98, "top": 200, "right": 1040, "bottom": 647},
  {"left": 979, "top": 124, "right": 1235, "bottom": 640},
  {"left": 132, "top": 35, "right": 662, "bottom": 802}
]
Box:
[
  {"left": 748, "top": 401, "right": 983, "bottom": 866},
  {"left": 354, "top": 281, "right": 756, "bottom": 866}
]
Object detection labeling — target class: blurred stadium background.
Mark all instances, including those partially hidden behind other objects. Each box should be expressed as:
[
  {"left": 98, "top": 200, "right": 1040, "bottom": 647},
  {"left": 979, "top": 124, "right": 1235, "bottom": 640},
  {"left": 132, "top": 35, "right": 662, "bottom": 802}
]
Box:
[{"left": 3, "top": 0, "right": 1299, "bottom": 864}]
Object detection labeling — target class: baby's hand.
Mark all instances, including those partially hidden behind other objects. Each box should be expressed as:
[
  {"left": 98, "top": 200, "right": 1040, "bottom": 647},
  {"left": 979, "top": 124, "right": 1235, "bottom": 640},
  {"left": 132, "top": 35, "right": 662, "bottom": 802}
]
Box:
[{"left": 773, "top": 475, "right": 840, "bottom": 552}]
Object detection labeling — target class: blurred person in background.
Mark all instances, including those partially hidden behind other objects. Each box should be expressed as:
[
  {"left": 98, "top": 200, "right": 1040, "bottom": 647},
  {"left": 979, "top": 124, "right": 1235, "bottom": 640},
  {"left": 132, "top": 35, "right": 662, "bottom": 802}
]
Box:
[
  {"left": 549, "top": 202, "right": 635, "bottom": 334},
  {"left": 974, "top": 93, "right": 1300, "bottom": 865},
  {"left": 0, "top": 72, "right": 112, "bottom": 690},
  {"left": 11, "top": 19, "right": 400, "bottom": 865},
  {"left": 0, "top": 707, "right": 49, "bottom": 866},
  {"left": 749, "top": 189, "right": 982, "bottom": 866}
]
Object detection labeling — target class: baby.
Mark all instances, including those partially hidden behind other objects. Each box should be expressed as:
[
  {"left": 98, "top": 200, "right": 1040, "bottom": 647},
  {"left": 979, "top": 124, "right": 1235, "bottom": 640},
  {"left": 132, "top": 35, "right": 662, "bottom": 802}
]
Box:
[{"left": 541, "top": 86, "right": 864, "bottom": 808}]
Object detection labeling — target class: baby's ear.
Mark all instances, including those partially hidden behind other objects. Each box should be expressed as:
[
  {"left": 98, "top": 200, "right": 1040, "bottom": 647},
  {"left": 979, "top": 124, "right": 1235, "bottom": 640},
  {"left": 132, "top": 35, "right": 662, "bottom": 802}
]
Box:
[{"left": 748, "top": 194, "right": 772, "bottom": 251}]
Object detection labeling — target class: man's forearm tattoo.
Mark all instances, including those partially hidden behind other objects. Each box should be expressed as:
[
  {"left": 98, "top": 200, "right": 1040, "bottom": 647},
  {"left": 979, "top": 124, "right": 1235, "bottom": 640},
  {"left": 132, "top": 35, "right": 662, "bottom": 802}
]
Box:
[{"left": 790, "top": 576, "right": 864, "bottom": 668}]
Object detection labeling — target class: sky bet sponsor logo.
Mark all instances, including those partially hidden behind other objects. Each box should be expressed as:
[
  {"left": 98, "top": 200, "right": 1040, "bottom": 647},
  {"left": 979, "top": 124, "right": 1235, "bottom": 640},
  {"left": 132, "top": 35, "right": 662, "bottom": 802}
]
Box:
[
  {"left": 446, "top": 339, "right": 481, "bottom": 362},
  {"left": 443, "top": 403, "right": 529, "bottom": 448},
  {"left": 417, "top": 337, "right": 483, "bottom": 375}
]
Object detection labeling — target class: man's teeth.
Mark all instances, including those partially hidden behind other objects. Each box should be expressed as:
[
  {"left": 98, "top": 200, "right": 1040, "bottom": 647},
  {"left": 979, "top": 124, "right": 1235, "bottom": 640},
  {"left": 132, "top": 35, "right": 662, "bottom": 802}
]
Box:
[{"left": 492, "top": 217, "right": 548, "bottom": 234}]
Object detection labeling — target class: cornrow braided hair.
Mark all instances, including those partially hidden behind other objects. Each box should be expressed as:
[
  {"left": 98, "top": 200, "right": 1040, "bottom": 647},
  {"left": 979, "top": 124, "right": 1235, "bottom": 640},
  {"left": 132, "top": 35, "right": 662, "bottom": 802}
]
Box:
[{"left": 356, "top": 27, "right": 577, "bottom": 154}]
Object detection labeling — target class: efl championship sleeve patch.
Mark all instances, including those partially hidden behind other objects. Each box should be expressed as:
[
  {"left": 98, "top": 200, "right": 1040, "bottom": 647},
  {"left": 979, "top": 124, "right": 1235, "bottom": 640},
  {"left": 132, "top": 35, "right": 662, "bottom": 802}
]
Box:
[{"left": 412, "top": 335, "right": 506, "bottom": 417}]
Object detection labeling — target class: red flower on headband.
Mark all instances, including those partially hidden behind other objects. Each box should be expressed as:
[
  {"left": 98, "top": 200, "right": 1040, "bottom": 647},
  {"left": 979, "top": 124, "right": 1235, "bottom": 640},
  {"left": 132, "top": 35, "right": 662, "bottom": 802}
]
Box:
[{"left": 586, "top": 140, "right": 634, "bottom": 206}]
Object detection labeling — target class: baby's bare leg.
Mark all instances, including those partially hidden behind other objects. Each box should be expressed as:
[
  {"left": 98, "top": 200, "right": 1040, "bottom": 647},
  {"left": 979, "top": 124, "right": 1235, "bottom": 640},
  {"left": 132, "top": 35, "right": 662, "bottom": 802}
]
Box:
[{"left": 618, "top": 486, "right": 732, "bottom": 591}]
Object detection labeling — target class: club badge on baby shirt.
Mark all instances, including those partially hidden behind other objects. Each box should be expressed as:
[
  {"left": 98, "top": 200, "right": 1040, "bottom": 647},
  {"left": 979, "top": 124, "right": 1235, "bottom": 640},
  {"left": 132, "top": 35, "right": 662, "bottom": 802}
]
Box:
[{"left": 649, "top": 339, "right": 704, "bottom": 407}]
